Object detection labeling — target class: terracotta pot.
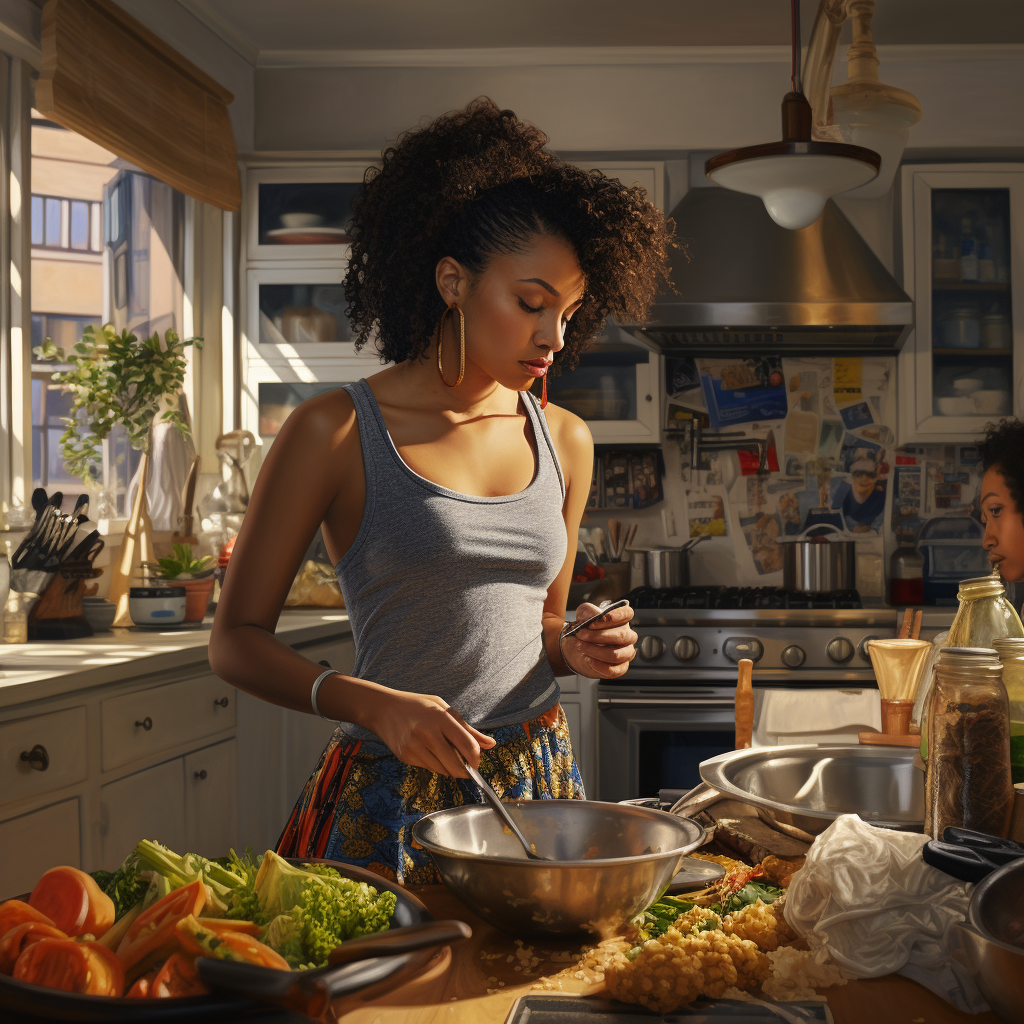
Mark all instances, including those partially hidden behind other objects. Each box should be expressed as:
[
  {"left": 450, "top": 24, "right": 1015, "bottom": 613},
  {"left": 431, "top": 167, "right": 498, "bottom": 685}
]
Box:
[{"left": 176, "top": 577, "right": 215, "bottom": 622}]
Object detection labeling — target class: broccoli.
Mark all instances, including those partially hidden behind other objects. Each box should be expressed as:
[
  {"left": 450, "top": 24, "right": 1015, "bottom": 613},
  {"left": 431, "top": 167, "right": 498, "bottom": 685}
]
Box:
[{"left": 91, "top": 854, "right": 147, "bottom": 921}]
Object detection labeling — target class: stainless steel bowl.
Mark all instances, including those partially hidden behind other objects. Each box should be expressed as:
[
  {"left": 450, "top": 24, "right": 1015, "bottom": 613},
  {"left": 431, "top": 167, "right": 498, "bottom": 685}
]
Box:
[
  {"left": 958, "top": 858, "right": 1024, "bottom": 1024},
  {"left": 700, "top": 745, "right": 924, "bottom": 836},
  {"left": 412, "top": 800, "right": 705, "bottom": 938}
]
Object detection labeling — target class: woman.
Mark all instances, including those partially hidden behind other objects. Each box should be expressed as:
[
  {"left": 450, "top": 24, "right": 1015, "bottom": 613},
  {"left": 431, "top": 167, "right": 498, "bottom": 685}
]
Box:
[
  {"left": 979, "top": 418, "right": 1024, "bottom": 582},
  {"left": 208, "top": 99, "right": 672, "bottom": 882}
]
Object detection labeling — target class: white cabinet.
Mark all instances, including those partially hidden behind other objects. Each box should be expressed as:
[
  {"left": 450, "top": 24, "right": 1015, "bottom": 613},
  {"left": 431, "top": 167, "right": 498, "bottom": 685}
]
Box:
[
  {"left": 185, "top": 740, "right": 238, "bottom": 858},
  {"left": 0, "top": 706, "right": 87, "bottom": 804},
  {"left": 0, "top": 799, "right": 81, "bottom": 897},
  {"left": 100, "top": 759, "right": 186, "bottom": 867},
  {"left": 898, "top": 163, "right": 1024, "bottom": 441},
  {"left": 559, "top": 676, "right": 598, "bottom": 797}
]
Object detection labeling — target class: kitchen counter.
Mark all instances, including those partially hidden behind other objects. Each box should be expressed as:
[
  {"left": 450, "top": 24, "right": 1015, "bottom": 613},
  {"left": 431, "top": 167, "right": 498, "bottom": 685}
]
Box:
[
  {"left": 0, "top": 609, "right": 351, "bottom": 708},
  {"left": 334, "top": 886, "right": 1002, "bottom": 1024}
]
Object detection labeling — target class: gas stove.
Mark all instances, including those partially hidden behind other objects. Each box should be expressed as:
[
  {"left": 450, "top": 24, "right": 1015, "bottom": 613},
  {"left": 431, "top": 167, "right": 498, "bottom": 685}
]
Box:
[{"left": 620, "top": 587, "right": 951, "bottom": 683}]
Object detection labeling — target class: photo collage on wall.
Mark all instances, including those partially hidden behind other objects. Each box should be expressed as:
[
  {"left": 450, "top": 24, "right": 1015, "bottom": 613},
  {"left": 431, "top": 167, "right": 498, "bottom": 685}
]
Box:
[{"left": 666, "top": 354, "right": 896, "bottom": 582}]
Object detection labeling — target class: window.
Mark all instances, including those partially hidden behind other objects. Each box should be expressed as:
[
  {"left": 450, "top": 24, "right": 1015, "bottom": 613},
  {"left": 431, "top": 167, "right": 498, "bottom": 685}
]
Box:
[{"left": 30, "top": 193, "right": 102, "bottom": 252}]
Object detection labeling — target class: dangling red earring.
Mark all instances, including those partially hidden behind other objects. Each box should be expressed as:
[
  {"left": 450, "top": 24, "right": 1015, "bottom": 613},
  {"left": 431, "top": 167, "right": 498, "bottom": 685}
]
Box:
[{"left": 541, "top": 374, "right": 548, "bottom": 409}]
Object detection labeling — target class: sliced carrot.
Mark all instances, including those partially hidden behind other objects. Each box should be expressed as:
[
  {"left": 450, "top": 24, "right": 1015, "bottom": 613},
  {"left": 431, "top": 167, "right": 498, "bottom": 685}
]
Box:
[
  {"left": 28, "top": 867, "right": 114, "bottom": 938},
  {"left": 125, "top": 972, "right": 155, "bottom": 998},
  {"left": 0, "top": 922, "right": 67, "bottom": 975},
  {"left": 12, "top": 938, "right": 124, "bottom": 996},
  {"left": 175, "top": 915, "right": 290, "bottom": 970},
  {"left": 149, "top": 952, "right": 209, "bottom": 998},
  {"left": 0, "top": 901, "right": 56, "bottom": 938},
  {"left": 116, "top": 880, "right": 206, "bottom": 970}
]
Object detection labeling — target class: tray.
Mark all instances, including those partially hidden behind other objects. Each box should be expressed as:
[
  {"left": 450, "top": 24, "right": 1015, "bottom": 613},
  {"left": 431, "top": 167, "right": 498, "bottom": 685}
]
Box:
[{"left": 503, "top": 994, "right": 834, "bottom": 1023}]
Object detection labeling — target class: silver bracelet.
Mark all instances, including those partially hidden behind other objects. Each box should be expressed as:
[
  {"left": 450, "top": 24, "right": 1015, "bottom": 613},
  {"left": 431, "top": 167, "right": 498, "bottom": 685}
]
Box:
[
  {"left": 310, "top": 668, "right": 337, "bottom": 719},
  {"left": 558, "top": 622, "right": 574, "bottom": 670}
]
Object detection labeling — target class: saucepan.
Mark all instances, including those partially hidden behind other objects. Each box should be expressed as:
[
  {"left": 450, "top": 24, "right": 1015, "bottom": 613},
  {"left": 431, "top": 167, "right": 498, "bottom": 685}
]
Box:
[
  {"left": 778, "top": 524, "right": 858, "bottom": 593},
  {"left": 627, "top": 536, "right": 709, "bottom": 590}
]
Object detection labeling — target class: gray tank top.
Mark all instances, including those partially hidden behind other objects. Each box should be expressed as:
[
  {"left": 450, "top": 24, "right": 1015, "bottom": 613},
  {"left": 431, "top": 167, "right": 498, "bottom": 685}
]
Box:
[{"left": 332, "top": 378, "right": 567, "bottom": 737}]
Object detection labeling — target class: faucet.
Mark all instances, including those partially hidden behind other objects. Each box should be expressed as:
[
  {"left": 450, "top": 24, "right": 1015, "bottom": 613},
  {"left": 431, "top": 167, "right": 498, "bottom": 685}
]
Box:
[{"left": 690, "top": 423, "right": 770, "bottom": 477}]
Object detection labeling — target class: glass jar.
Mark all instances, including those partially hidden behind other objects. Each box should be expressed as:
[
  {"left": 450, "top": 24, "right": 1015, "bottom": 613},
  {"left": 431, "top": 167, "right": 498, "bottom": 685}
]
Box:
[
  {"left": 925, "top": 647, "right": 1014, "bottom": 839},
  {"left": 916, "top": 570, "right": 1024, "bottom": 753},
  {"left": 3, "top": 591, "right": 28, "bottom": 644},
  {"left": 993, "top": 637, "right": 1024, "bottom": 786},
  {"left": 889, "top": 535, "right": 923, "bottom": 606}
]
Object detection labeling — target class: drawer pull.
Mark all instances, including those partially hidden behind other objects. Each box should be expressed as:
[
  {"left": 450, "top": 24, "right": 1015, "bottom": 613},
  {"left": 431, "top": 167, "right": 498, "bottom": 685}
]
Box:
[
  {"left": 194, "top": 769, "right": 208, "bottom": 780},
  {"left": 135, "top": 717, "right": 153, "bottom": 731},
  {"left": 20, "top": 744, "right": 50, "bottom": 772},
  {"left": 213, "top": 697, "right": 229, "bottom": 708}
]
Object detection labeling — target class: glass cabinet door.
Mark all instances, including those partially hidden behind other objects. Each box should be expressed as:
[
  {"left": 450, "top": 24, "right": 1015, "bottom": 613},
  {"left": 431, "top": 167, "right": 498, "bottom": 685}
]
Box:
[{"left": 900, "top": 165, "right": 1024, "bottom": 440}]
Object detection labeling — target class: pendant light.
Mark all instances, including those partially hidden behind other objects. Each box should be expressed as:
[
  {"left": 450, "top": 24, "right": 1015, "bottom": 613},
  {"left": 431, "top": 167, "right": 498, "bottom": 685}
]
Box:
[{"left": 705, "top": 0, "right": 880, "bottom": 230}]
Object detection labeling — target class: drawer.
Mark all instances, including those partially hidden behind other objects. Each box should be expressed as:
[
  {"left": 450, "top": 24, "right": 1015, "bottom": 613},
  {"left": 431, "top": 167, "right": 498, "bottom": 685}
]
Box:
[
  {"left": 297, "top": 638, "right": 355, "bottom": 675},
  {"left": 101, "top": 675, "right": 236, "bottom": 771},
  {"left": 100, "top": 759, "right": 185, "bottom": 868},
  {"left": 0, "top": 798, "right": 80, "bottom": 897},
  {"left": 0, "top": 706, "right": 87, "bottom": 805}
]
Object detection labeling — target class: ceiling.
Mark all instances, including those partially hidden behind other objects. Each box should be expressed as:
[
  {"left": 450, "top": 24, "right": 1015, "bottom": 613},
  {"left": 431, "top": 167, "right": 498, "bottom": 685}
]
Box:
[{"left": 187, "top": 0, "right": 1024, "bottom": 56}]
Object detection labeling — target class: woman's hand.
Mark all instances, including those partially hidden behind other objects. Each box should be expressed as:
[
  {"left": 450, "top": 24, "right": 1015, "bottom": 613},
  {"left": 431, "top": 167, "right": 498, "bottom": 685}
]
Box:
[
  {"left": 561, "top": 601, "right": 637, "bottom": 679},
  {"left": 355, "top": 688, "right": 496, "bottom": 779}
]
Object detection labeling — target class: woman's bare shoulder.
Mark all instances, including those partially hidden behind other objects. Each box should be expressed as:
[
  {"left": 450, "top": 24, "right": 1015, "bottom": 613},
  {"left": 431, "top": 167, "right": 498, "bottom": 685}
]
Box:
[
  {"left": 542, "top": 399, "right": 593, "bottom": 459},
  {"left": 274, "top": 387, "right": 359, "bottom": 455}
]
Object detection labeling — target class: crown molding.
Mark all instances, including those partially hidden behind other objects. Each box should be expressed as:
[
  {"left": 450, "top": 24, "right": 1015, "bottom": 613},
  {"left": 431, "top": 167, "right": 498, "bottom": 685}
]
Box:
[
  {"left": 175, "top": 0, "right": 259, "bottom": 65},
  {"left": 254, "top": 42, "right": 1024, "bottom": 71}
]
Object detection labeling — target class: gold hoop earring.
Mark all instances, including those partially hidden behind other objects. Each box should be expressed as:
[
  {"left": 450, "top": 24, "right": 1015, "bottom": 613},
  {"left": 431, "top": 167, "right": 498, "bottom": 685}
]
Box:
[{"left": 437, "top": 302, "right": 465, "bottom": 387}]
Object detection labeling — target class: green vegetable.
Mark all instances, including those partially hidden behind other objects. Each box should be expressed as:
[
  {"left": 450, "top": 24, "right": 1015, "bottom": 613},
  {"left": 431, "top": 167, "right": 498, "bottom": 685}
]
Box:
[
  {"left": 133, "top": 838, "right": 246, "bottom": 914},
  {"left": 90, "top": 856, "right": 147, "bottom": 921},
  {"left": 722, "top": 881, "right": 784, "bottom": 915},
  {"left": 630, "top": 895, "right": 697, "bottom": 941},
  {"left": 249, "top": 851, "right": 397, "bottom": 969}
]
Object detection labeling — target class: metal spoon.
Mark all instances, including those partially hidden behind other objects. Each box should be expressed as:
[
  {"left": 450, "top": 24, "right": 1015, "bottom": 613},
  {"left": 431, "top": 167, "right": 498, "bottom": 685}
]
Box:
[{"left": 452, "top": 746, "right": 548, "bottom": 861}]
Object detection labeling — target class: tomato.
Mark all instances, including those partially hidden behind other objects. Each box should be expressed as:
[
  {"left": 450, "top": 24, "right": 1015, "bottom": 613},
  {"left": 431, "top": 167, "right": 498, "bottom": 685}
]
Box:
[
  {"left": 12, "top": 938, "right": 124, "bottom": 996},
  {"left": 0, "top": 901, "right": 56, "bottom": 937},
  {"left": 125, "top": 971, "right": 156, "bottom": 998},
  {"left": 28, "top": 867, "right": 114, "bottom": 938},
  {"left": 149, "top": 952, "right": 209, "bottom": 998},
  {"left": 116, "top": 880, "right": 206, "bottom": 970},
  {"left": 0, "top": 921, "right": 67, "bottom": 975},
  {"left": 175, "top": 915, "right": 290, "bottom": 970}
]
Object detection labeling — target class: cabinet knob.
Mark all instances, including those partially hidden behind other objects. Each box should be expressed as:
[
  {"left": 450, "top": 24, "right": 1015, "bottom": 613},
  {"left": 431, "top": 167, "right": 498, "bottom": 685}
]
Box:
[
  {"left": 20, "top": 744, "right": 49, "bottom": 772},
  {"left": 213, "top": 697, "right": 229, "bottom": 708},
  {"left": 194, "top": 769, "right": 208, "bottom": 780},
  {"left": 135, "top": 717, "right": 153, "bottom": 731}
]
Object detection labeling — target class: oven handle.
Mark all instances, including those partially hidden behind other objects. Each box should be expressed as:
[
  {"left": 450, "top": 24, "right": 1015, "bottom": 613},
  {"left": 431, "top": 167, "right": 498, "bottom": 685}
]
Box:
[{"left": 597, "top": 697, "right": 736, "bottom": 709}]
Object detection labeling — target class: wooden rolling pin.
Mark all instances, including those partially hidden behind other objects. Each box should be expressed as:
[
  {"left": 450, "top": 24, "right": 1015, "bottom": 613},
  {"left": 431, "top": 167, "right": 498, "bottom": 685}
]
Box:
[{"left": 735, "top": 658, "right": 754, "bottom": 749}]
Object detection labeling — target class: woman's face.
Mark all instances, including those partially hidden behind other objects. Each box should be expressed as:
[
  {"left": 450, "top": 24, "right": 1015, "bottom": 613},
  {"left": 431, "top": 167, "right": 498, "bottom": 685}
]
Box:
[
  {"left": 981, "top": 466, "right": 1024, "bottom": 581},
  {"left": 438, "top": 233, "right": 585, "bottom": 393}
]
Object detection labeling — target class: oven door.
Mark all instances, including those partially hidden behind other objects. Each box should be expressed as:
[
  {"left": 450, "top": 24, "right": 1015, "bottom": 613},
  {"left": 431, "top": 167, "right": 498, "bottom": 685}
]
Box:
[{"left": 597, "top": 686, "right": 736, "bottom": 803}]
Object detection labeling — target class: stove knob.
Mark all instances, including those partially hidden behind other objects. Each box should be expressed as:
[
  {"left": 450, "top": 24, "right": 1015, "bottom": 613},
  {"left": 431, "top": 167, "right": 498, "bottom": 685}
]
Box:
[
  {"left": 859, "top": 635, "right": 881, "bottom": 661},
  {"left": 638, "top": 635, "right": 665, "bottom": 661},
  {"left": 673, "top": 636, "right": 700, "bottom": 662},
  {"left": 826, "top": 636, "right": 855, "bottom": 664},
  {"left": 781, "top": 645, "right": 806, "bottom": 668},
  {"left": 723, "top": 637, "right": 763, "bottom": 663}
]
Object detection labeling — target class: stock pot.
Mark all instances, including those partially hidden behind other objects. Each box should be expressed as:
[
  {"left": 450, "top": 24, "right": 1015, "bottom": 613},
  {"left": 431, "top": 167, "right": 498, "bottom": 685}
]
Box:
[{"left": 779, "top": 524, "right": 857, "bottom": 593}]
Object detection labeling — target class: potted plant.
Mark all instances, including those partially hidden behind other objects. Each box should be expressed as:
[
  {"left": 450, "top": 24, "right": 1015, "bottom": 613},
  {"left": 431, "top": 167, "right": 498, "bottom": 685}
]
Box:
[
  {"left": 35, "top": 324, "right": 201, "bottom": 625},
  {"left": 143, "top": 544, "right": 214, "bottom": 622}
]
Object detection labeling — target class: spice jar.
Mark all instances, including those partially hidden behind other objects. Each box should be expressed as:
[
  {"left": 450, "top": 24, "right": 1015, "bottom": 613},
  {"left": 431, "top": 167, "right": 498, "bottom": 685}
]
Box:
[
  {"left": 925, "top": 647, "right": 1014, "bottom": 840},
  {"left": 994, "top": 637, "right": 1024, "bottom": 786}
]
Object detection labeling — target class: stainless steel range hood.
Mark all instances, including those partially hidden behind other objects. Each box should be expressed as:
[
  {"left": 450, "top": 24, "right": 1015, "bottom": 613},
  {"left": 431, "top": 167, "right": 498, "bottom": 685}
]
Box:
[{"left": 621, "top": 186, "right": 913, "bottom": 355}]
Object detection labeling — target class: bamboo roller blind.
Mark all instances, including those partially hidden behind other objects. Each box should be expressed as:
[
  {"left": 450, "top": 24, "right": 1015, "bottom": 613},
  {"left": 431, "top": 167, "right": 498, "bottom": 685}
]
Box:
[{"left": 35, "top": 0, "right": 241, "bottom": 212}]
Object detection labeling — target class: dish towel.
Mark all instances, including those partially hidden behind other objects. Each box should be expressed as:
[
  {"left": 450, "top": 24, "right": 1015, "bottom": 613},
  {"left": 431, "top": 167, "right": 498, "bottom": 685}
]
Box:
[{"left": 755, "top": 688, "right": 881, "bottom": 746}]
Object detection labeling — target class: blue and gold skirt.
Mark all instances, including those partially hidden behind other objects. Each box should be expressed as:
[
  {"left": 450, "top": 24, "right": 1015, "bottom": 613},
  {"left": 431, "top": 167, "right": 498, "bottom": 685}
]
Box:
[{"left": 276, "top": 703, "right": 584, "bottom": 884}]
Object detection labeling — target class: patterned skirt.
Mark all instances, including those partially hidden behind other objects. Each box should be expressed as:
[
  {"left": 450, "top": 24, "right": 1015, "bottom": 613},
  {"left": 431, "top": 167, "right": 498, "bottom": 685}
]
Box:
[{"left": 276, "top": 703, "right": 585, "bottom": 885}]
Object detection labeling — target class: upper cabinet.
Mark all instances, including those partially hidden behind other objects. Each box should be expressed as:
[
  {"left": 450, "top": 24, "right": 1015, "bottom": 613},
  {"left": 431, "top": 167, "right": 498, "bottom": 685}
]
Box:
[{"left": 898, "top": 164, "right": 1024, "bottom": 441}]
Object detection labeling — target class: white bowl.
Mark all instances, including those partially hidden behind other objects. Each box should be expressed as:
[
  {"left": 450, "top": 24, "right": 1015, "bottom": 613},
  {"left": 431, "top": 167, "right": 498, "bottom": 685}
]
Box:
[
  {"left": 972, "top": 390, "right": 1010, "bottom": 415},
  {"left": 937, "top": 396, "right": 975, "bottom": 416},
  {"left": 952, "top": 378, "right": 984, "bottom": 394},
  {"left": 128, "top": 586, "right": 186, "bottom": 626},
  {"left": 279, "top": 212, "right": 323, "bottom": 229}
]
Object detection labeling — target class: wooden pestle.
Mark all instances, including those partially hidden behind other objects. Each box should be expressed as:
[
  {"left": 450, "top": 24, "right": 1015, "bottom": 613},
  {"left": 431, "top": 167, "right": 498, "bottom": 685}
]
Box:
[{"left": 735, "top": 658, "right": 754, "bottom": 749}]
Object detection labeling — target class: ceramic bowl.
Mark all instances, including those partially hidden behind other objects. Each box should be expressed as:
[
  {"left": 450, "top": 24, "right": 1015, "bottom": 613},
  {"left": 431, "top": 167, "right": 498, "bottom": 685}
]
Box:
[
  {"left": 937, "top": 396, "right": 975, "bottom": 416},
  {"left": 952, "top": 378, "right": 985, "bottom": 394},
  {"left": 279, "top": 212, "right": 323, "bottom": 229},
  {"left": 128, "top": 586, "right": 186, "bottom": 626},
  {"left": 972, "top": 390, "right": 1010, "bottom": 415},
  {"left": 81, "top": 599, "right": 116, "bottom": 632}
]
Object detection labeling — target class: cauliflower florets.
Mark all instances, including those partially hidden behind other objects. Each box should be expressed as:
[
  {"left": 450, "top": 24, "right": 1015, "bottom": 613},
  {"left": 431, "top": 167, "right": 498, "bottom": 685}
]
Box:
[
  {"left": 722, "top": 898, "right": 795, "bottom": 952},
  {"left": 604, "top": 931, "right": 705, "bottom": 1014},
  {"left": 674, "top": 905, "right": 723, "bottom": 935}
]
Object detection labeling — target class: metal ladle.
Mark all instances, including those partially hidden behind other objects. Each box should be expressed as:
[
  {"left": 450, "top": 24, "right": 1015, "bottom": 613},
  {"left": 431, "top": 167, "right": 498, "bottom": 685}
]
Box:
[{"left": 452, "top": 747, "right": 549, "bottom": 861}]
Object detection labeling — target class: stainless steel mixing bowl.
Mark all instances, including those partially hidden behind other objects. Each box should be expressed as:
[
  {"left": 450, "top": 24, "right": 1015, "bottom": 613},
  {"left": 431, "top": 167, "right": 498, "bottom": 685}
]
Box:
[
  {"left": 411, "top": 800, "right": 705, "bottom": 937},
  {"left": 958, "top": 858, "right": 1024, "bottom": 1024},
  {"left": 699, "top": 745, "right": 924, "bottom": 836}
]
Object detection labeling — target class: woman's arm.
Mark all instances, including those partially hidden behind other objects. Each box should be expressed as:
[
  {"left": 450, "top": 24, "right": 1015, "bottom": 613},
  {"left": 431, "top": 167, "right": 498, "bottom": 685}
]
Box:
[
  {"left": 541, "top": 406, "right": 637, "bottom": 678},
  {"left": 208, "top": 391, "right": 492, "bottom": 778}
]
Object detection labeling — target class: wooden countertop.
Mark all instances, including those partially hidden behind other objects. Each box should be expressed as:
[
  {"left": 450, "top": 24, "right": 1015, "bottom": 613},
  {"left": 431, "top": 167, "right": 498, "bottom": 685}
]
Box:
[{"left": 331, "top": 886, "right": 1003, "bottom": 1024}]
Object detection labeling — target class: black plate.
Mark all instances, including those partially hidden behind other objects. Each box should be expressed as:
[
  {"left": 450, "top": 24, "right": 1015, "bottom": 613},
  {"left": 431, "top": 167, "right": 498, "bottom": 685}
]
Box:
[{"left": 0, "top": 859, "right": 433, "bottom": 1022}]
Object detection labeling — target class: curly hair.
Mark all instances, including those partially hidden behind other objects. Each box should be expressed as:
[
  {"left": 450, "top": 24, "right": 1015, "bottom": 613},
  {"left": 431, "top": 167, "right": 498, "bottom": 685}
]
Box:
[
  {"left": 979, "top": 418, "right": 1024, "bottom": 515},
  {"left": 344, "top": 97, "right": 673, "bottom": 372}
]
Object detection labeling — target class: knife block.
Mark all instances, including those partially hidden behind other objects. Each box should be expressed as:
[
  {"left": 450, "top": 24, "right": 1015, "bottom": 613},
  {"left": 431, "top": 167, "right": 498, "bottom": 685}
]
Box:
[{"left": 27, "top": 560, "right": 103, "bottom": 640}]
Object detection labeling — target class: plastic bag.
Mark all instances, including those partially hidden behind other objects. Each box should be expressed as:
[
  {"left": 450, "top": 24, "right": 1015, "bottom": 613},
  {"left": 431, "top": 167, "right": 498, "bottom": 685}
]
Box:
[{"left": 783, "top": 814, "right": 987, "bottom": 1012}]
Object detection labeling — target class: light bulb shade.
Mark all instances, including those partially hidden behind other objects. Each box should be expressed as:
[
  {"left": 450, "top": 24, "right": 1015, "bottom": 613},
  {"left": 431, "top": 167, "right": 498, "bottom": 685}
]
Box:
[
  {"left": 829, "top": 97, "right": 918, "bottom": 200},
  {"left": 706, "top": 141, "right": 880, "bottom": 230}
]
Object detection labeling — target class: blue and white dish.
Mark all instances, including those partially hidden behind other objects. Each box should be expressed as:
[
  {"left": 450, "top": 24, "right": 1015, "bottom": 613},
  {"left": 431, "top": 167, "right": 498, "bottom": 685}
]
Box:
[{"left": 127, "top": 586, "right": 186, "bottom": 626}]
